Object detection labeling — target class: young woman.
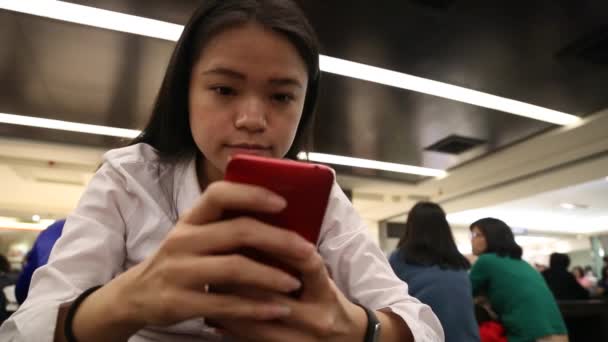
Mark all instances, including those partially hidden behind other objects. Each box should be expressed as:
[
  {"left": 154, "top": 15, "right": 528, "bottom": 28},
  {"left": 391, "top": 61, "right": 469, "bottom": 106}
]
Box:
[
  {"left": 389, "top": 202, "right": 479, "bottom": 342},
  {"left": 470, "top": 218, "right": 568, "bottom": 342},
  {"left": 0, "top": 1, "right": 442, "bottom": 342}
]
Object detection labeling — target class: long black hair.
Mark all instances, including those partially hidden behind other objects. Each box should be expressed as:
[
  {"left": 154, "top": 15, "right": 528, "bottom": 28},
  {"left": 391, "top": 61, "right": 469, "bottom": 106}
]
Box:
[
  {"left": 470, "top": 218, "right": 523, "bottom": 259},
  {"left": 397, "top": 202, "right": 470, "bottom": 270},
  {"left": 130, "top": 0, "right": 320, "bottom": 161}
]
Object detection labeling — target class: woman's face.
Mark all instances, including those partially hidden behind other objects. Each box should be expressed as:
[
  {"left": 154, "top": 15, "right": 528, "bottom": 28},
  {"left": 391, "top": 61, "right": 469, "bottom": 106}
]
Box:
[
  {"left": 471, "top": 226, "right": 487, "bottom": 256},
  {"left": 189, "top": 22, "right": 308, "bottom": 182}
]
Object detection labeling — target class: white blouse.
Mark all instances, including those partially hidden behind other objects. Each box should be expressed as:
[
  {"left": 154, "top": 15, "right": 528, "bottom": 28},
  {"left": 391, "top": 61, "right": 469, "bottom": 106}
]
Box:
[{"left": 0, "top": 143, "right": 443, "bottom": 342}]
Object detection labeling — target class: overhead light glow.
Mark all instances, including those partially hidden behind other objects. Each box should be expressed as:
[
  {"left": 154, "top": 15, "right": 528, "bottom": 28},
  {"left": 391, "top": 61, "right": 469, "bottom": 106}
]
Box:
[
  {"left": 0, "top": 0, "right": 183, "bottom": 41},
  {"left": 319, "top": 56, "right": 581, "bottom": 126},
  {"left": 0, "top": 0, "right": 582, "bottom": 126},
  {"left": 559, "top": 203, "right": 588, "bottom": 210},
  {"left": 0, "top": 216, "right": 55, "bottom": 231},
  {"left": 0, "top": 113, "right": 141, "bottom": 138},
  {"left": 298, "top": 152, "right": 447, "bottom": 178}
]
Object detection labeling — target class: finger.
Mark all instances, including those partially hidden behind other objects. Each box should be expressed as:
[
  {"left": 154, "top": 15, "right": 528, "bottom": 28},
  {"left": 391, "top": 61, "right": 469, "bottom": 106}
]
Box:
[
  {"left": 181, "top": 181, "right": 287, "bottom": 225},
  {"left": 165, "top": 217, "right": 315, "bottom": 260},
  {"left": 168, "top": 255, "right": 302, "bottom": 294},
  {"left": 272, "top": 292, "right": 346, "bottom": 336},
  {"left": 169, "top": 290, "right": 293, "bottom": 322},
  {"left": 217, "top": 319, "right": 313, "bottom": 342},
  {"left": 269, "top": 249, "right": 330, "bottom": 296},
  {"left": 215, "top": 285, "right": 298, "bottom": 306}
]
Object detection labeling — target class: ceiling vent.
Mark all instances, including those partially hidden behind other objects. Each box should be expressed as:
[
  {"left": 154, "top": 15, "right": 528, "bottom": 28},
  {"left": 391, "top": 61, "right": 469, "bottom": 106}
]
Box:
[
  {"left": 425, "top": 135, "right": 486, "bottom": 155},
  {"left": 410, "top": 0, "right": 457, "bottom": 9},
  {"left": 556, "top": 27, "right": 608, "bottom": 66}
]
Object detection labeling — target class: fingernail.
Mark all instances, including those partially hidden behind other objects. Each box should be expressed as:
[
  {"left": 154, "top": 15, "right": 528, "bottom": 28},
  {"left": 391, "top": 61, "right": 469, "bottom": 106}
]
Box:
[
  {"left": 297, "top": 241, "right": 315, "bottom": 256},
  {"left": 266, "top": 305, "right": 291, "bottom": 317},
  {"left": 282, "top": 276, "right": 302, "bottom": 291},
  {"left": 268, "top": 195, "right": 287, "bottom": 209}
]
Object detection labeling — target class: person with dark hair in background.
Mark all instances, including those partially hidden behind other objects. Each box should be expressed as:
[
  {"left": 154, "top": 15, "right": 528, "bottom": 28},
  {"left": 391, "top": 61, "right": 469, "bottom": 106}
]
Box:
[
  {"left": 572, "top": 266, "right": 592, "bottom": 289},
  {"left": 0, "top": 1, "right": 443, "bottom": 341},
  {"left": 389, "top": 202, "right": 479, "bottom": 342},
  {"left": 542, "top": 253, "right": 588, "bottom": 300},
  {"left": 470, "top": 218, "right": 568, "bottom": 342},
  {"left": 0, "top": 254, "right": 14, "bottom": 323},
  {"left": 601, "top": 256, "right": 608, "bottom": 283},
  {"left": 598, "top": 265, "right": 608, "bottom": 297},
  {"left": 15, "top": 219, "right": 65, "bottom": 304}
]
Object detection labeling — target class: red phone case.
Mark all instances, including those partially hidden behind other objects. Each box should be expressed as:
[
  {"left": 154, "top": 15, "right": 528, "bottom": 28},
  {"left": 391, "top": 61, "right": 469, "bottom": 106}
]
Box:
[
  {"left": 211, "top": 155, "right": 334, "bottom": 300},
  {"left": 224, "top": 154, "right": 334, "bottom": 244}
]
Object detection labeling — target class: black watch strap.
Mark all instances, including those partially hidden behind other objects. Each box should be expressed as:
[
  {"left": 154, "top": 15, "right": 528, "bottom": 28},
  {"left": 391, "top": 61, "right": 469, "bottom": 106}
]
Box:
[{"left": 360, "top": 305, "right": 381, "bottom": 342}]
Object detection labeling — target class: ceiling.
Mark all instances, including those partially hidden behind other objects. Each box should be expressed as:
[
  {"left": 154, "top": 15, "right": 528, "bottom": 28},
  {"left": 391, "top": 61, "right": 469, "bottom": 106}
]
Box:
[
  {"left": 447, "top": 177, "right": 608, "bottom": 234},
  {"left": 1, "top": 0, "right": 607, "bottom": 184}
]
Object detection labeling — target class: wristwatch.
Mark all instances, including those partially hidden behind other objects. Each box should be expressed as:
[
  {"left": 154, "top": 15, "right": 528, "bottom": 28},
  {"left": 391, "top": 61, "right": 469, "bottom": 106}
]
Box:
[{"left": 361, "top": 305, "right": 381, "bottom": 342}]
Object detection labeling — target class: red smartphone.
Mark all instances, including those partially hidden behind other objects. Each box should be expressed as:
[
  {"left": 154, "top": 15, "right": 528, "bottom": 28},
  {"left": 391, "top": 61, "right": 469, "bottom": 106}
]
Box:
[
  {"left": 224, "top": 154, "right": 334, "bottom": 244},
  {"left": 209, "top": 154, "right": 334, "bottom": 306}
]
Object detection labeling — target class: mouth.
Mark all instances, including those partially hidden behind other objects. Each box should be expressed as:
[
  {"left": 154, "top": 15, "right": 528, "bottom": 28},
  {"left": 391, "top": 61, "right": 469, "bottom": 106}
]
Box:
[{"left": 224, "top": 143, "right": 272, "bottom": 156}]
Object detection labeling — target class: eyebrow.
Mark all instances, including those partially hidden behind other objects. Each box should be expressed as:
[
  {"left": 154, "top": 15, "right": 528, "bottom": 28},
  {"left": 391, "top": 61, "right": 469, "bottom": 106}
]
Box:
[{"left": 201, "top": 67, "right": 303, "bottom": 88}]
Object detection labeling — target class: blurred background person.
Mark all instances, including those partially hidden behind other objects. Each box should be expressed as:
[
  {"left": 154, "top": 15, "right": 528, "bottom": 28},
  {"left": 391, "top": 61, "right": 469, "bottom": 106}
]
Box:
[
  {"left": 597, "top": 265, "right": 608, "bottom": 297},
  {"left": 15, "top": 219, "right": 65, "bottom": 304},
  {"left": 0, "top": 254, "right": 18, "bottom": 323},
  {"left": 572, "top": 266, "right": 593, "bottom": 290},
  {"left": 583, "top": 265, "right": 598, "bottom": 286},
  {"left": 470, "top": 218, "right": 568, "bottom": 342},
  {"left": 542, "top": 253, "right": 588, "bottom": 300},
  {"left": 390, "top": 202, "right": 479, "bottom": 342}
]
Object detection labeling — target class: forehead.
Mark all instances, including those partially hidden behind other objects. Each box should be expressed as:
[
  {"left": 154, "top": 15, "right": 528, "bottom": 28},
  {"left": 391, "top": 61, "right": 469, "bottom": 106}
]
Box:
[{"left": 193, "top": 22, "right": 308, "bottom": 81}]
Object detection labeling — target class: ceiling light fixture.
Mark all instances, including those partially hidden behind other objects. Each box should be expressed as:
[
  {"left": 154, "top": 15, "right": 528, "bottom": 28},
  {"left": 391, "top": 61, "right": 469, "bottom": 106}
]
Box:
[
  {"left": 559, "top": 203, "right": 588, "bottom": 210},
  {"left": 0, "top": 113, "right": 141, "bottom": 138},
  {"left": 0, "top": 216, "right": 55, "bottom": 231},
  {"left": 298, "top": 152, "right": 447, "bottom": 178},
  {"left": 0, "top": 0, "right": 183, "bottom": 41},
  {"left": 0, "top": 0, "right": 582, "bottom": 126}
]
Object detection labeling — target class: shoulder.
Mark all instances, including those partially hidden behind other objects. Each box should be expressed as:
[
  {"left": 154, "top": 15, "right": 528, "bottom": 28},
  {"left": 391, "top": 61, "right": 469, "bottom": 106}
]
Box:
[
  {"left": 388, "top": 249, "right": 404, "bottom": 266},
  {"left": 325, "top": 182, "right": 353, "bottom": 216},
  {"left": 320, "top": 182, "right": 360, "bottom": 234},
  {"left": 471, "top": 254, "right": 498, "bottom": 271},
  {"left": 477, "top": 253, "right": 498, "bottom": 263},
  {"left": 103, "top": 143, "right": 161, "bottom": 170},
  {"left": 99, "top": 143, "right": 177, "bottom": 189}
]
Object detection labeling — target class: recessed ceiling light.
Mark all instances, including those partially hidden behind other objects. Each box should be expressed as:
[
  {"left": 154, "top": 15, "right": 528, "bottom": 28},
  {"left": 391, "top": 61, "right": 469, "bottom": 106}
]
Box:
[
  {"left": 32, "top": 214, "right": 40, "bottom": 222},
  {"left": 560, "top": 203, "right": 588, "bottom": 210},
  {"left": 0, "top": 0, "right": 582, "bottom": 126},
  {"left": 298, "top": 152, "right": 447, "bottom": 178}
]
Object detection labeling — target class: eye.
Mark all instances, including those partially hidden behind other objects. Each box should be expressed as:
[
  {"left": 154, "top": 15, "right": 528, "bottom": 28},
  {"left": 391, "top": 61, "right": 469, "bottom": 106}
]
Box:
[
  {"left": 272, "top": 93, "right": 294, "bottom": 103},
  {"left": 211, "top": 86, "right": 237, "bottom": 96}
]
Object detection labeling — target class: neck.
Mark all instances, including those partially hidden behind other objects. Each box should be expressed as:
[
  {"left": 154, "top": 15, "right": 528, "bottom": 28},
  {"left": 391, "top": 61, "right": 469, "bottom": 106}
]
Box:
[{"left": 196, "top": 156, "right": 223, "bottom": 191}]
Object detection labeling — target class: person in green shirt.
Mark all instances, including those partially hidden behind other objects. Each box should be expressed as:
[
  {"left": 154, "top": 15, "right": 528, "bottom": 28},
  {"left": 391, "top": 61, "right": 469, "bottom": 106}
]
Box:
[{"left": 469, "top": 218, "right": 568, "bottom": 342}]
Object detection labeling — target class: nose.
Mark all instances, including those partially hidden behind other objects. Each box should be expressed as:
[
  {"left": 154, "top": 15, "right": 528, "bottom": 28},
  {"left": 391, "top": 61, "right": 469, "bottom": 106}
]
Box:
[{"left": 234, "top": 96, "right": 267, "bottom": 133}]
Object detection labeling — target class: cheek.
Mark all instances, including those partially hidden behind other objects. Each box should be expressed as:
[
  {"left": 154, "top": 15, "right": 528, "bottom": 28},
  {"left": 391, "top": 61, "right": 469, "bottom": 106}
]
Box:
[{"left": 274, "top": 113, "right": 302, "bottom": 154}]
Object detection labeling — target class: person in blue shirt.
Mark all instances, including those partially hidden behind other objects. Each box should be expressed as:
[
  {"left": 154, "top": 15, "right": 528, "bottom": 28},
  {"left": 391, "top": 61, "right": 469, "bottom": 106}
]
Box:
[
  {"left": 15, "top": 219, "right": 65, "bottom": 304},
  {"left": 389, "top": 202, "right": 480, "bottom": 342}
]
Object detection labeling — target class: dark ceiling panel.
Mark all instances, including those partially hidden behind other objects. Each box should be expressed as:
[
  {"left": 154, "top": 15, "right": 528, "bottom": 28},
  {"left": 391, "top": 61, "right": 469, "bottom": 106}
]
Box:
[{"left": 1, "top": 0, "right": 607, "bottom": 183}]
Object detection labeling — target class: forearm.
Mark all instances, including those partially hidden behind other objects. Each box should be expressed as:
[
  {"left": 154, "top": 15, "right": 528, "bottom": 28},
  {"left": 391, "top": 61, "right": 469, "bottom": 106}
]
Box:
[
  {"left": 377, "top": 309, "right": 414, "bottom": 342},
  {"left": 54, "top": 285, "right": 143, "bottom": 342}
]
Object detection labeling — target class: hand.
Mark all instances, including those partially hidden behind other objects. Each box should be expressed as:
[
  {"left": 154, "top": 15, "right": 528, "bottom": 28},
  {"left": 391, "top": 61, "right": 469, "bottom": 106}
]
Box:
[
  {"left": 73, "top": 181, "right": 318, "bottom": 340},
  {"left": 212, "top": 249, "right": 368, "bottom": 342}
]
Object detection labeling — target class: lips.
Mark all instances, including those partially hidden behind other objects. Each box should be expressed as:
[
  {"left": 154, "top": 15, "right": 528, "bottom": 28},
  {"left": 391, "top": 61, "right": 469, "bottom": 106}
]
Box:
[{"left": 224, "top": 143, "right": 272, "bottom": 156}]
